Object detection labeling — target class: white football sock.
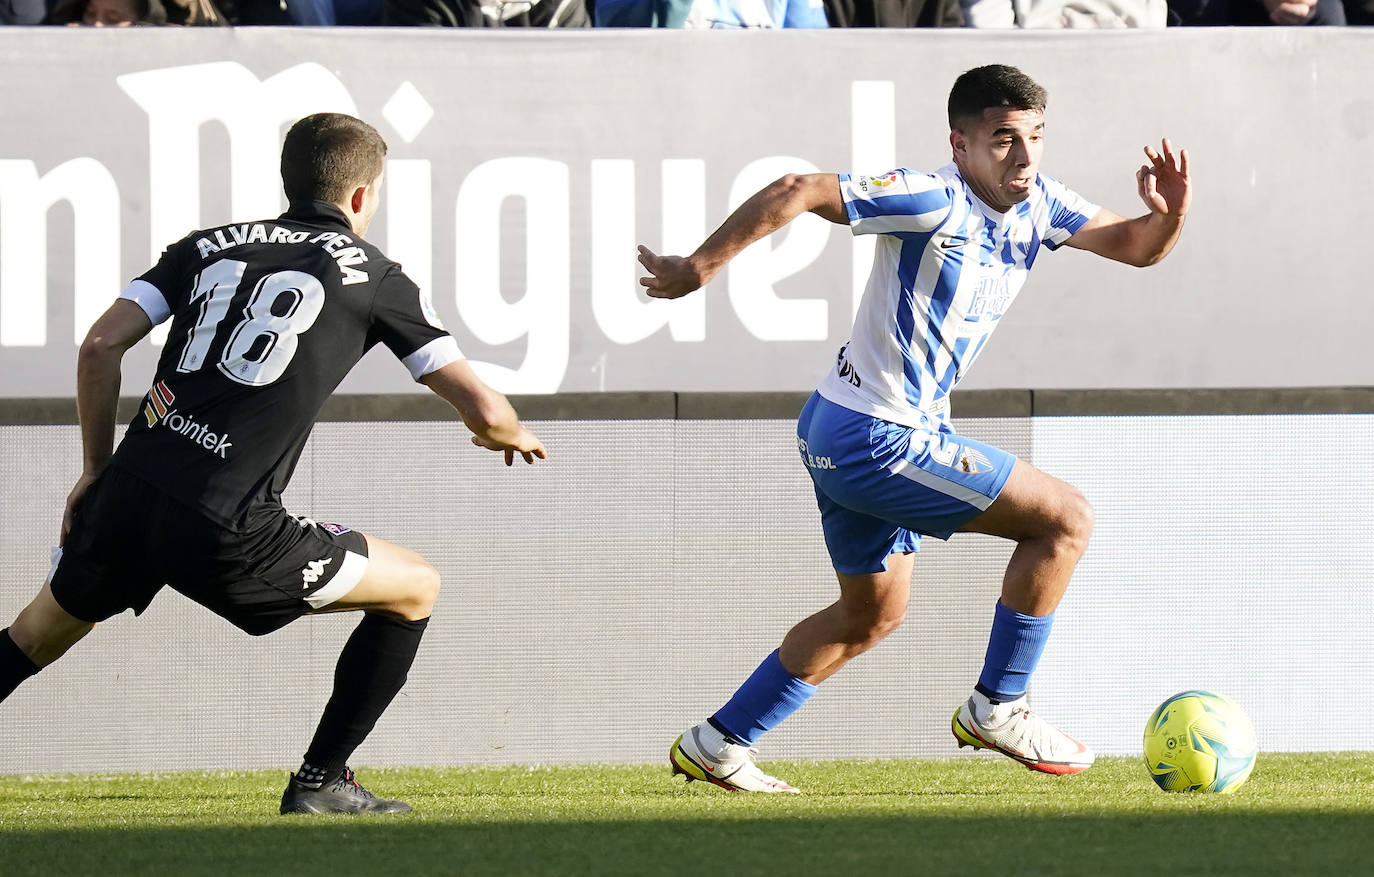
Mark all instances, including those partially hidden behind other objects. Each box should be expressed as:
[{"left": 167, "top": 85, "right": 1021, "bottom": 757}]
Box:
[
  {"left": 695, "top": 721, "right": 734, "bottom": 757},
  {"left": 971, "top": 690, "right": 1027, "bottom": 726}
]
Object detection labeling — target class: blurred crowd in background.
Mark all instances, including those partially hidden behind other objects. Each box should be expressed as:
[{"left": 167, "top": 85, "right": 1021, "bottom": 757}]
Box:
[{"left": 2, "top": 0, "right": 1369, "bottom": 42}]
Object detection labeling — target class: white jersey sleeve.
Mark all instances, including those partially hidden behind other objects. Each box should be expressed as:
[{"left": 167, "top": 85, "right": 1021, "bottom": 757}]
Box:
[
  {"left": 840, "top": 169, "right": 954, "bottom": 237},
  {"left": 373, "top": 266, "right": 464, "bottom": 381},
  {"left": 1037, "top": 173, "right": 1100, "bottom": 249},
  {"left": 122, "top": 236, "right": 194, "bottom": 326},
  {"left": 119, "top": 279, "right": 172, "bottom": 326}
]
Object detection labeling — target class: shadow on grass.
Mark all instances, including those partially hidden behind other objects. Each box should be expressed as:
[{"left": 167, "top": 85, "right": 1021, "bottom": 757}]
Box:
[{"left": 4, "top": 811, "right": 1369, "bottom": 877}]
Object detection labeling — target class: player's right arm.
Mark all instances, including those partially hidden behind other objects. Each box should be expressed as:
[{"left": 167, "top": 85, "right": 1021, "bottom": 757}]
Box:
[
  {"left": 63, "top": 299, "right": 153, "bottom": 541},
  {"left": 420, "top": 361, "right": 546, "bottom": 466},
  {"left": 638, "top": 173, "right": 845, "bottom": 300}
]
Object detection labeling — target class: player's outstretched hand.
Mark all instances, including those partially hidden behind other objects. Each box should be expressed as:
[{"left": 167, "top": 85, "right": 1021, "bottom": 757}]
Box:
[
  {"left": 1138, "top": 138, "right": 1191, "bottom": 219},
  {"left": 638, "top": 245, "right": 706, "bottom": 300},
  {"left": 471, "top": 428, "right": 547, "bottom": 467}
]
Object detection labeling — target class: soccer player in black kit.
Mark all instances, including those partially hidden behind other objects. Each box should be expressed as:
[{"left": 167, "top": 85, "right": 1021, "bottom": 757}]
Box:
[{"left": 0, "top": 113, "right": 546, "bottom": 815}]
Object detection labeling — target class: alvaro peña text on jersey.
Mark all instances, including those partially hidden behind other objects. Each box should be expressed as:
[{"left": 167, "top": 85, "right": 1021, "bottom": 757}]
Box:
[{"left": 194, "top": 225, "right": 369, "bottom": 286}]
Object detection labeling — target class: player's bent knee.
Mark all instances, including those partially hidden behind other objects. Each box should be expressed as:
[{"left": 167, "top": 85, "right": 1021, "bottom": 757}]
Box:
[
  {"left": 414, "top": 561, "right": 441, "bottom": 614},
  {"left": 1057, "top": 487, "right": 1095, "bottom": 552},
  {"left": 839, "top": 605, "right": 905, "bottom": 651},
  {"left": 859, "top": 614, "right": 904, "bottom": 651},
  {"left": 1030, "top": 479, "right": 1093, "bottom": 551},
  {"left": 346, "top": 536, "right": 442, "bottom": 620},
  {"left": 389, "top": 560, "right": 439, "bottom": 621}
]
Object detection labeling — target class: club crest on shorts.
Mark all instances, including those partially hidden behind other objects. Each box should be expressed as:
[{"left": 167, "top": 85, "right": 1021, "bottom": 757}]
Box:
[
  {"left": 955, "top": 447, "right": 994, "bottom": 475},
  {"left": 319, "top": 522, "right": 352, "bottom": 536},
  {"left": 928, "top": 435, "right": 995, "bottom": 475}
]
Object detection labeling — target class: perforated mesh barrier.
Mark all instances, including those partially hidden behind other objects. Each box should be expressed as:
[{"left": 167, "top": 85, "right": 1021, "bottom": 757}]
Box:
[
  {"left": 3, "top": 414, "right": 1369, "bottom": 774},
  {"left": 1031, "top": 415, "right": 1374, "bottom": 757}
]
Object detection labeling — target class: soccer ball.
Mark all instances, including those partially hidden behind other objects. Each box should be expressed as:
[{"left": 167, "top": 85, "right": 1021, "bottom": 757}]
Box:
[{"left": 1142, "top": 690, "right": 1257, "bottom": 794}]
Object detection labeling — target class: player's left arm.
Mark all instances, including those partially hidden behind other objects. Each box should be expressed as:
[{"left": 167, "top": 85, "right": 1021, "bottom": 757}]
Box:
[
  {"left": 1065, "top": 139, "right": 1191, "bottom": 268},
  {"left": 370, "top": 266, "right": 545, "bottom": 466},
  {"left": 419, "top": 361, "right": 546, "bottom": 466},
  {"left": 64, "top": 299, "right": 153, "bottom": 541}
]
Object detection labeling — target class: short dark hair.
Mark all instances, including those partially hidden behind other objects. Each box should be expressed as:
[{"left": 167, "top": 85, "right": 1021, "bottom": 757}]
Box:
[
  {"left": 280, "top": 113, "right": 387, "bottom": 205},
  {"left": 947, "top": 65, "right": 1047, "bottom": 130}
]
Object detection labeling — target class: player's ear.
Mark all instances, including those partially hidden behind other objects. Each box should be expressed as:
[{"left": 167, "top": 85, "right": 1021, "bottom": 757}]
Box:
[
  {"left": 349, "top": 184, "right": 367, "bottom": 216},
  {"left": 949, "top": 129, "right": 966, "bottom": 159}
]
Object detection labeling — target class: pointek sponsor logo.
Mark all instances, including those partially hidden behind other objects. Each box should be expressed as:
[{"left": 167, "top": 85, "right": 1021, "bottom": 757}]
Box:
[
  {"left": 144, "top": 388, "right": 233, "bottom": 459},
  {"left": 161, "top": 409, "right": 233, "bottom": 458}
]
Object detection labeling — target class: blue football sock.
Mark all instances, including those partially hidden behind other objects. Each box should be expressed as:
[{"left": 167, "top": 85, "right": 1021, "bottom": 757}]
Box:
[
  {"left": 975, "top": 601, "right": 1054, "bottom": 702},
  {"left": 709, "top": 649, "right": 816, "bottom": 746}
]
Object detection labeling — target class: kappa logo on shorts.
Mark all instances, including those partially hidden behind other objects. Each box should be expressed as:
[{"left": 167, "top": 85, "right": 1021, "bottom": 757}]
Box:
[
  {"left": 301, "top": 557, "right": 332, "bottom": 588},
  {"left": 319, "top": 522, "right": 352, "bottom": 536}
]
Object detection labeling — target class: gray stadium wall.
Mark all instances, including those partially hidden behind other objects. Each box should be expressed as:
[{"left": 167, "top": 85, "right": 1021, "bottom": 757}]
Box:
[
  {"left": 3, "top": 28, "right": 1374, "bottom": 773},
  {"left": 2, "top": 392, "right": 1372, "bottom": 773}
]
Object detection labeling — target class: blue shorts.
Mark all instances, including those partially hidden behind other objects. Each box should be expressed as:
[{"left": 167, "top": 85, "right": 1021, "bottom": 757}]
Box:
[{"left": 797, "top": 392, "right": 1016, "bottom": 575}]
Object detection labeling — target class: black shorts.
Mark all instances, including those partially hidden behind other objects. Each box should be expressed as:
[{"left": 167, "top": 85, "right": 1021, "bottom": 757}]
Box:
[{"left": 49, "top": 466, "right": 369, "bottom": 636}]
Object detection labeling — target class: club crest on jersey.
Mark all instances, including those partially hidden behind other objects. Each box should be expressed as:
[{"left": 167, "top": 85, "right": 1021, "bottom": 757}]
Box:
[{"left": 319, "top": 522, "right": 352, "bottom": 536}]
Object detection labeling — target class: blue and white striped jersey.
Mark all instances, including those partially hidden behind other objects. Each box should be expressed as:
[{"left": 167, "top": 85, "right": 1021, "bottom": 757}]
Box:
[{"left": 817, "top": 164, "right": 1099, "bottom": 431}]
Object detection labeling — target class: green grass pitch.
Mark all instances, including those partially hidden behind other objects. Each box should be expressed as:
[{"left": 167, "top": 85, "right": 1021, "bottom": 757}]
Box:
[{"left": 2, "top": 753, "right": 1372, "bottom": 876}]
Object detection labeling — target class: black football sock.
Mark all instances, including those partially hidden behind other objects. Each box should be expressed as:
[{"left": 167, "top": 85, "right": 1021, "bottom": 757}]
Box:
[
  {"left": 293, "top": 762, "right": 332, "bottom": 787},
  {"left": 0, "top": 628, "right": 40, "bottom": 704},
  {"left": 301, "top": 613, "right": 429, "bottom": 782}
]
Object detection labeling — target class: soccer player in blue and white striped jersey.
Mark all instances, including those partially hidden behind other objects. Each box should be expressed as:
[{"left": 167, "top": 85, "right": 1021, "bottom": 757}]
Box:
[{"left": 641, "top": 64, "right": 1191, "bottom": 792}]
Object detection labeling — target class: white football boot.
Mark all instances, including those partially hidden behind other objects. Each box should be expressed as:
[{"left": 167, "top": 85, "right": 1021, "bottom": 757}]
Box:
[
  {"left": 952, "top": 693, "right": 1095, "bottom": 775},
  {"left": 669, "top": 722, "right": 800, "bottom": 793}
]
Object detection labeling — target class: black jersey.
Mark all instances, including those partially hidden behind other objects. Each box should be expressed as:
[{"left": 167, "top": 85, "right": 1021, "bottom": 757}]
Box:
[{"left": 110, "top": 200, "right": 459, "bottom": 530}]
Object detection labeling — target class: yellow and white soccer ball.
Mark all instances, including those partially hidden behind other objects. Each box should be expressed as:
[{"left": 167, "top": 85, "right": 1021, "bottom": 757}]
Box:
[{"left": 1142, "top": 690, "right": 1257, "bottom": 794}]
